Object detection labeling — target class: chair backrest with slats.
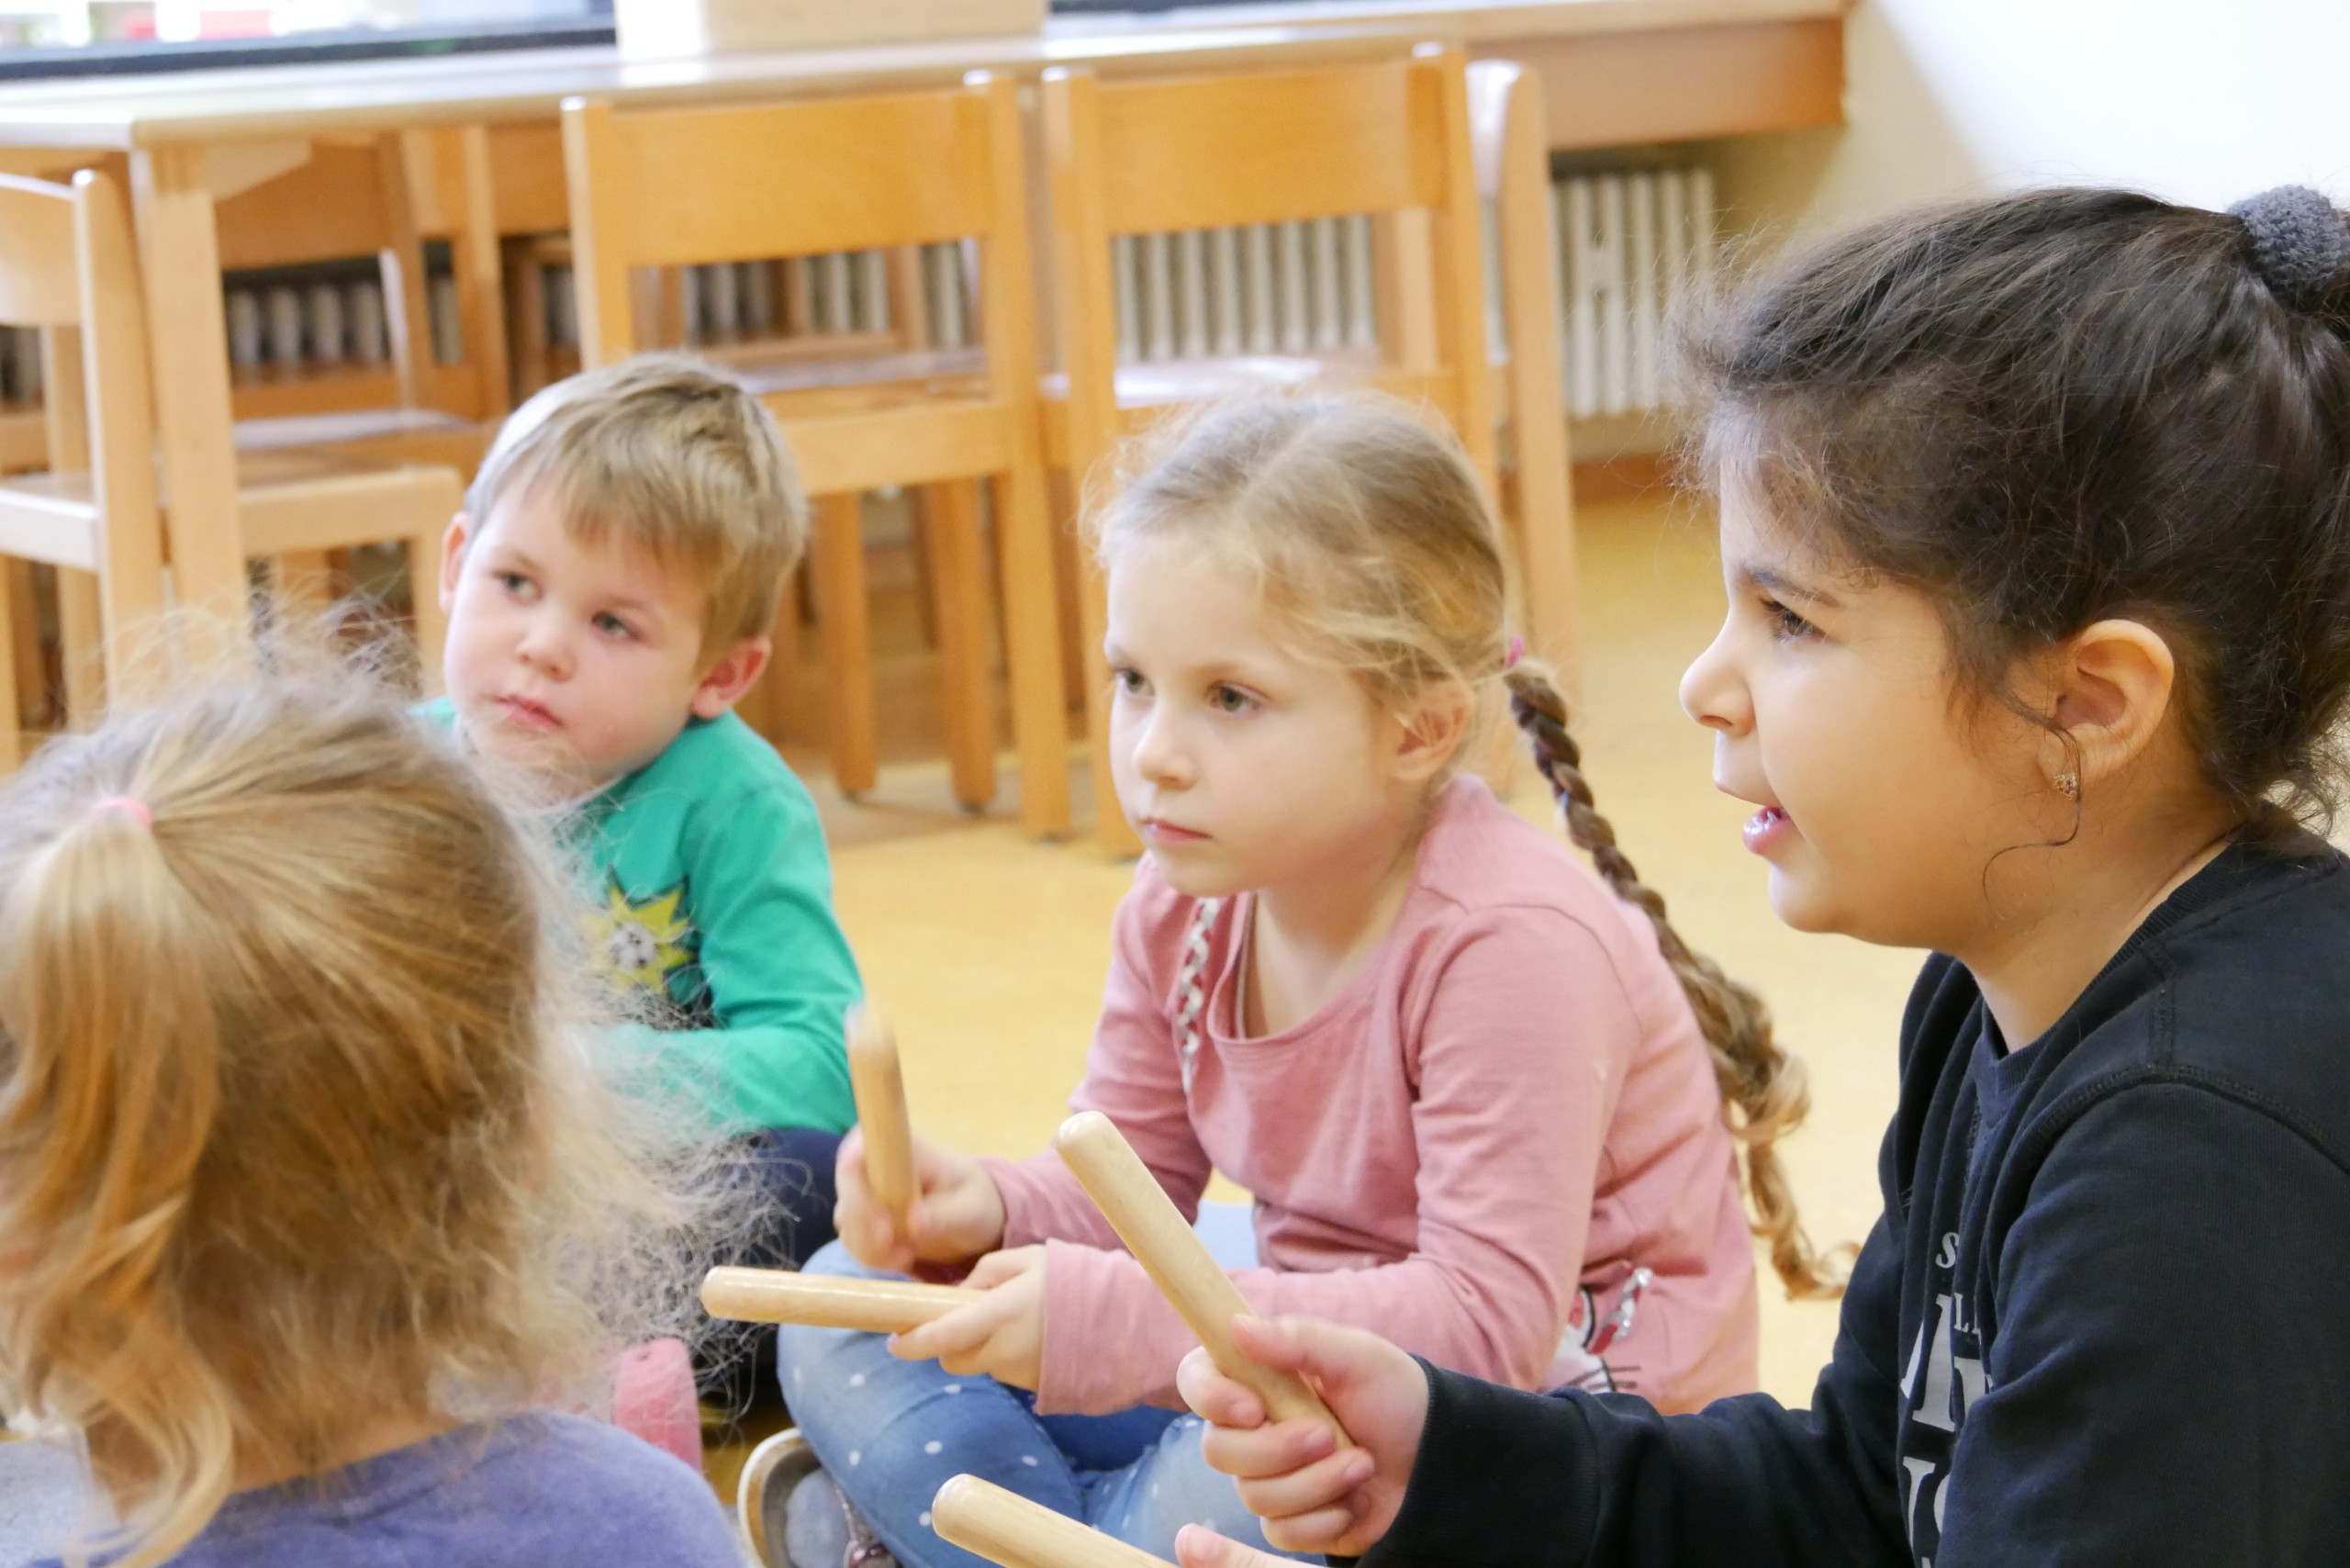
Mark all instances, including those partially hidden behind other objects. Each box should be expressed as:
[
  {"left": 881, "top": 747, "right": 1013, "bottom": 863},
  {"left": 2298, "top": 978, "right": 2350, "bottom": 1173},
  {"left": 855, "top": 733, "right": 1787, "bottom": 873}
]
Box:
[
  {"left": 1044, "top": 46, "right": 1494, "bottom": 498},
  {"left": 563, "top": 76, "right": 1023, "bottom": 370},
  {"left": 217, "top": 132, "right": 506, "bottom": 424}
]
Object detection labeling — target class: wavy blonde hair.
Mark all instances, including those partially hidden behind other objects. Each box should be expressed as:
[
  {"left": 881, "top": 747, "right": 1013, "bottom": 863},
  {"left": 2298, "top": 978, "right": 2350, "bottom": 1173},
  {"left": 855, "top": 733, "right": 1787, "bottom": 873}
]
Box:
[
  {"left": 0, "top": 657, "right": 725, "bottom": 1566},
  {"left": 1089, "top": 394, "right": 1845, "bottom": 1299}
]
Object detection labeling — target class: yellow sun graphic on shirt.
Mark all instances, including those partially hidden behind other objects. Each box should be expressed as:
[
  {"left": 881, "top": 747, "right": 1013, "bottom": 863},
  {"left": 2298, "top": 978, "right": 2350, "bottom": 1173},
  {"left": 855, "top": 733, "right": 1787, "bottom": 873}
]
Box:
[{"left": 591, "top": 877, "right": 695, "bottom": 995}]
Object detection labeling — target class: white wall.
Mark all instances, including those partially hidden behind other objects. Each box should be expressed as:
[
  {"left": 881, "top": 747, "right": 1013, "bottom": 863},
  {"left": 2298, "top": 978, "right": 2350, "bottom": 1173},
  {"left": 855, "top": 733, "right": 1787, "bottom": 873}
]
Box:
[{"left": 1716, "top": 0, "right": 2350, "bottom": 236}]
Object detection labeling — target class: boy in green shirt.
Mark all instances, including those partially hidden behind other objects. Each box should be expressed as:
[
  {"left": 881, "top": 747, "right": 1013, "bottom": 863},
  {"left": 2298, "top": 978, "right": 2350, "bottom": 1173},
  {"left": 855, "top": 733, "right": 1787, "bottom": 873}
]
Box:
[{"left": 425, "top": 354, "right": 860, "bottom": 1322}]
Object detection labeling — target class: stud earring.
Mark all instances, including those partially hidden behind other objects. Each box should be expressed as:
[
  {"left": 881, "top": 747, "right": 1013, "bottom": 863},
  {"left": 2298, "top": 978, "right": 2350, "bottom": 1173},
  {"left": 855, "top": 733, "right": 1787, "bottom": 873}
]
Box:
[{"left": 2054, "top": 771, "right": 2081, "bottom": 801}]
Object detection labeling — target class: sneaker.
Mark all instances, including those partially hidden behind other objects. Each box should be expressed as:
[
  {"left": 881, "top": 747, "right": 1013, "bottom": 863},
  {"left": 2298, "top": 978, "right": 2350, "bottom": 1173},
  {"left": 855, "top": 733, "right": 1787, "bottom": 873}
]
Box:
[{"left": 737, "top": 1428, "right": 899, "bottom": 1568}]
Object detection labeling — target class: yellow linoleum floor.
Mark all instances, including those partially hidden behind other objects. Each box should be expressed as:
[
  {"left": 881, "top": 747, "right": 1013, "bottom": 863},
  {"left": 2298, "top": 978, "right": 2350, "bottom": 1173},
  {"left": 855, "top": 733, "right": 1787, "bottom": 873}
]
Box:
[{"left": 774, "top": 488, "right": 1923, "bottom": 1410}]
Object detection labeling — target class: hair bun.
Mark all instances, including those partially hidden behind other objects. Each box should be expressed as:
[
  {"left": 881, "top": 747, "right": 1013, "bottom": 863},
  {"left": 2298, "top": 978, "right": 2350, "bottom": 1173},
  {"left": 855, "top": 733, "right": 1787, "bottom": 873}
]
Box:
[{"left": 2227, "top": 185, "right": 2349, "bottom": 311}]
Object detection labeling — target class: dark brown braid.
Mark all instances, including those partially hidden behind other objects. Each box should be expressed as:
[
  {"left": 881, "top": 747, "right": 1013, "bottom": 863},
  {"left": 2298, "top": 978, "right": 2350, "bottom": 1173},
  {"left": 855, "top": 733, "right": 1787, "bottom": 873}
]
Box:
[{"left": 1508, "top": 664, "right": 1849, "bottom": 1299}]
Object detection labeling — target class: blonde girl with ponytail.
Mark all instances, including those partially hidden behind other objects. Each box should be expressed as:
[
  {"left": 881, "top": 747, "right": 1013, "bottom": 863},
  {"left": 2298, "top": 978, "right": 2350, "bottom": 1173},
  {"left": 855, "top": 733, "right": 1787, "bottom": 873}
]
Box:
[
  {"left": 0, "top": 666, "right": 742, "bottom": 1568},
  {"left": 768, "top": 394, "right": 1815, "bottom": 1568}
]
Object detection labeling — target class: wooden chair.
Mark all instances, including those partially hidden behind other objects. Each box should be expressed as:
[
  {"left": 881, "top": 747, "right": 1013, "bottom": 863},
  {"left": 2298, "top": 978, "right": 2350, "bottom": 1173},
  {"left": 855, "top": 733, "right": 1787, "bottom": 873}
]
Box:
[
  {"left": 1470, "top": 57, "right": 1580, "bottom": 692},
  {"left": 562, "top": 73, "right": 1071, "bottom": 838},
  {"left": 218, "top": 129, "right": 508, "bottom": 450},
  {"left": 0, "top": 169, "right": 166, "bottom": 768},
  {"left": 1044, "top": 45, "right": 1495, "bottom": 850},
  {"left": 211, "top": 129, "right": 506, "bottom": 618},
  {"left": 0, "top": 167, "right": 462, "bottom": 761}
]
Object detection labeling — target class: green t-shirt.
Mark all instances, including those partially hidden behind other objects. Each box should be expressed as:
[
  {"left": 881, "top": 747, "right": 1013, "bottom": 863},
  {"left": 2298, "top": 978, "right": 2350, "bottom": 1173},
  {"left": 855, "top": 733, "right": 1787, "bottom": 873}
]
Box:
[{"left": 420, "top": 700, "right": 859, "bottom": 1135}]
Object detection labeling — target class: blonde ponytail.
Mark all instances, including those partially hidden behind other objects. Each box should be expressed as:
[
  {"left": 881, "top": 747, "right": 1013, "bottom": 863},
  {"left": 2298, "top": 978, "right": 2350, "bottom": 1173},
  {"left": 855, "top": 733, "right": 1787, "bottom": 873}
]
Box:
[{"left": 0, "top": 798, "right": 235, "bottom": 1564}]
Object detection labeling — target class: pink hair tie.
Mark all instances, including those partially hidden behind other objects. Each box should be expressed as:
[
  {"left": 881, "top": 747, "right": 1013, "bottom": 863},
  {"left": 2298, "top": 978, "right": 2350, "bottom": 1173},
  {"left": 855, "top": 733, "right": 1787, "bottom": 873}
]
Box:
[
  {"left": 91, "top": 796, "right": 152, "bottom": 830},
  {"left": 1505, "top": 634, "right": 1525, "bottom": 669}
]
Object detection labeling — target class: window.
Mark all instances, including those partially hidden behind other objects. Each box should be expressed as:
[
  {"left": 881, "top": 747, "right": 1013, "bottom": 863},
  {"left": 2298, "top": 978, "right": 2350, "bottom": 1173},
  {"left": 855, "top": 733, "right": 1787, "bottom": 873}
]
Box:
[
  {"left": 0, "top": 1, "right": 612, "bottom": 77},
  {"left": 0, "top": 0, "right": 1292, "bottom": 80}
]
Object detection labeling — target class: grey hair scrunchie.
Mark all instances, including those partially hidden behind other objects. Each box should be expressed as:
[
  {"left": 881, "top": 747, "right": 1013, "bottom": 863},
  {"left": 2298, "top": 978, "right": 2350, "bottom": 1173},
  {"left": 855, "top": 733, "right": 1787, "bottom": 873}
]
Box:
[{"left": 2227, "top": 185, "right": 2349, "bottom": 311}]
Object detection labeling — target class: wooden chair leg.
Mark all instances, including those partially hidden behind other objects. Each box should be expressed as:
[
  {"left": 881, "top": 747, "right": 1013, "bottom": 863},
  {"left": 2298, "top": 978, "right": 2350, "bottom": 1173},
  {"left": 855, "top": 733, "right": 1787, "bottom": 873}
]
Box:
[
  {"left": 506, "top": 239, "right": 550, "bottom": 401},
  {"left": 1047, "top": 465, "right": 1088, "bottom": 714},
  {"left": 770, "top": 564, "right": 800, "bottom": 734},
  {"left": 811, "top": 492, "right": 878, "bottom": 797},
  {"left": 0, "top": 559, "right": 21, "bottom": 771},
  {"left": 270, "top": 548, "right": 340, "bottom": 626},
  {"left": 56, "top": 567, "right": 104, "bottom": 728},
  {"left": 927, "top": 477, "right": 997, "bottom": 811},
  {"left": 907, "top": 487, "right": 940, "bottom": 648},
  {"left": 994, "top": 458, "right": 1075, "bottom": 840},
  {"left": 405, "top": 530, "right": 449, "bottom": 694},
  {"left": 7, "top": 560, "right": 45, "bottom": 731},
  {"left": 737, "top": 565, "right": 800, "bottom": 747}
]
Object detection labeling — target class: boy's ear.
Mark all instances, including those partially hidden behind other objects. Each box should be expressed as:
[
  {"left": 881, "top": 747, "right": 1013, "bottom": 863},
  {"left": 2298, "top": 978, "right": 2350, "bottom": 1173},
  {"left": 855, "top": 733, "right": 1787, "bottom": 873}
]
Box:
[
  {"left": 691, "top": 635, "right": 774, "bottom": 720},
  {"left": 1390, "top": 681, "right": 1473, "bottom": 785},
  {"left": 437, "top": 511, "right": 475, "bottom": 613}
]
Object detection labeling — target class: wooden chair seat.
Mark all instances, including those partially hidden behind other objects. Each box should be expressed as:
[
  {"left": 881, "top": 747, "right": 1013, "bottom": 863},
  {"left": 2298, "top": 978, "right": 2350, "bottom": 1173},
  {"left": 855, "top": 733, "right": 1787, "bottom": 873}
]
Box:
[
  {"left": 234, "top": 404, "right": 489, "bottom": 477},
  {"left": 729, "top": 343, "right": 989, "bottom": 399},
  {"left": 233, "top": 405, "right": 476, "bottom": 451},
  {"left": 1, "top": 449, "right": 458, "bottom": 601}
]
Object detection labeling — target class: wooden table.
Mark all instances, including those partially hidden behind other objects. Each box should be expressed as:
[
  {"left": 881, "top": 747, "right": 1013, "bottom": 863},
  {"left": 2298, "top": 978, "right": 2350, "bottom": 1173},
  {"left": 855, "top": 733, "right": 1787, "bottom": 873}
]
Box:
[{"left": 0, "top": 0, "right": 1842, "bottom": 627}]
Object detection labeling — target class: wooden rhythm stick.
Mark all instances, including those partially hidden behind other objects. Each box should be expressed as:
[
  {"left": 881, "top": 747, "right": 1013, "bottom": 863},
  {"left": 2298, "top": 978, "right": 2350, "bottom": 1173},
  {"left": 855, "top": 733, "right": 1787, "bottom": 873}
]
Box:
[
  {"left": 1052, "top": 1111, "right": 1350, "bottom": 1445},
  {"left": 848, "top": 1010, "right": 918, "bottom": 1231},
  {"left": 933, "top": 1475, "right": 1174, "bottom": 1568},
  {"left": 699, "top": 1268, "right": 980, "bottom": 1333}
]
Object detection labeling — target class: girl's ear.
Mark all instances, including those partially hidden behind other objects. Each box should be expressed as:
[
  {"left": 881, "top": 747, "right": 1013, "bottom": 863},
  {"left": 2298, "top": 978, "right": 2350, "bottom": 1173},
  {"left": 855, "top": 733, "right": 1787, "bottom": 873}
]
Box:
[
  {"left": 1390, "top": 681, "right": 1474, "bottom": 785},
  {"left": 2039, "top": 618, "right": 2179, "bottom": 790}
]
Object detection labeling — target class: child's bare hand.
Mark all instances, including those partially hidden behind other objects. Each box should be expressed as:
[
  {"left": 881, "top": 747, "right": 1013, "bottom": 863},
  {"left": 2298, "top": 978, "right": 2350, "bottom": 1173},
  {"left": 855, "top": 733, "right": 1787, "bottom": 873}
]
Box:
[
  {"left": 1176, "top": 1314, "right": 1429, "bottom": 1558},
  {"left": 834, "top": 1128, "right": 1006, "bottom": 1273},
  {"left": 1171, "top": 1527, "right": 1327, "bottom": 1568},
  {"left": 887, "top": 1246, "right": 1046, "bottom": 1390}
]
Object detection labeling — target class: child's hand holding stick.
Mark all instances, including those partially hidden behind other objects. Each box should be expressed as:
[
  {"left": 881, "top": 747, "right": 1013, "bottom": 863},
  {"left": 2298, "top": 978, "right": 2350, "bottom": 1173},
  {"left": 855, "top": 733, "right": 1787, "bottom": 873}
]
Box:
[
  {"left": 834, "top": 1011, "right": 1007, "bottom": 1274},
  {"left": 1172, "top": 1316, "right": 1430, "bottom": 1562},
  {"left": 1050, "top": 1111, "right": 1349, "bottom": 1441}
]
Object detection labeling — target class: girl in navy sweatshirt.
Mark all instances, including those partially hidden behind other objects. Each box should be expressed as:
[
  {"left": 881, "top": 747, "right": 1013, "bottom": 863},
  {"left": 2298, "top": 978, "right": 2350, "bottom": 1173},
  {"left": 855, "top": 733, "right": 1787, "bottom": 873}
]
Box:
[{"left": 1169, "top": 185, "right": 2350, "bottom": 1568}]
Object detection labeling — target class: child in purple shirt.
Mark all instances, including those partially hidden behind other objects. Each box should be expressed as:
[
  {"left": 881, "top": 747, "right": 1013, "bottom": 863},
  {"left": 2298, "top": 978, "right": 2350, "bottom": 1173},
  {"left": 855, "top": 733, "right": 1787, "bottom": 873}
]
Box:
[
  {"left": 0, "top": 670, "right": 739, "bottom": 1567},
  {"left": 8, "top": 1417, "right": 734, "bottom": 1568}
]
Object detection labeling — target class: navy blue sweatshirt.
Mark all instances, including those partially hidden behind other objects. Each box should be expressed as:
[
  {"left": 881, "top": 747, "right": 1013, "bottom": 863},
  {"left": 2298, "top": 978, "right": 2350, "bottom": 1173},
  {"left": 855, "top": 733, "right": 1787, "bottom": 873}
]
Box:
[{"left": 1360, "top": 834, "right": 2350, "bottom": 1567}]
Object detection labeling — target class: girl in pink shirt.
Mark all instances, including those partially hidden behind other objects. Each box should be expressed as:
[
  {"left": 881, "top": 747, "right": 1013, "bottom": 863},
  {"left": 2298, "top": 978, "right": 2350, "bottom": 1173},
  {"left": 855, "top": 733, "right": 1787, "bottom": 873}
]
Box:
[{"left": 765, "top": 397, "right": 1834, "bottom": 1568}]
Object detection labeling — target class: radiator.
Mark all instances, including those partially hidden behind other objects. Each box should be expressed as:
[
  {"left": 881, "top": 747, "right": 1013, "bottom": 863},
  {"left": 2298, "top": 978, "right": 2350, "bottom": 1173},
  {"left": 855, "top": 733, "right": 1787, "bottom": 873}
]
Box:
[
  {"left": 1113, "top": 217, "right": 1381, "bottom": 364},
  {"left": 216, "top": 243, "right": 978, "bottom": 382},
  {"left": 13, "top": 168, "right": 1713, "bottom": 417},
  {"left": 1084, "top": 164, "right": 1714, "bottom": 420},
  {"left": 1552, "top": 166, "right": 1715, "bottom": 420}
]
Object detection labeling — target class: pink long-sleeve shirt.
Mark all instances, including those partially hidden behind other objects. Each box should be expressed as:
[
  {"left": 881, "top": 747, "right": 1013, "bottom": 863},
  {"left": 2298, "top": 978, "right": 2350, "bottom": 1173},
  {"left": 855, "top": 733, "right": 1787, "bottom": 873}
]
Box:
[{"left": 985, "top": 777, "right": 1759, "bottom": 1417}]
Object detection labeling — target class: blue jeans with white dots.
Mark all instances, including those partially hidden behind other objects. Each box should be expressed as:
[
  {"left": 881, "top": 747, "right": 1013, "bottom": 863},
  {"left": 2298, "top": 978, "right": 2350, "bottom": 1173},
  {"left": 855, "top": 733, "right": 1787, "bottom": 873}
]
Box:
[{"left": 776, "top": 1241, "right": 1312, "bottom": 1568}]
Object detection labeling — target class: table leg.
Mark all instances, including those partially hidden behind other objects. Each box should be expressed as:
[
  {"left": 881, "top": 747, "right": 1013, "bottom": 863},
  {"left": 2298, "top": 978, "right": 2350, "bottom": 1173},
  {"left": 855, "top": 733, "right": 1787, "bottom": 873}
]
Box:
[{"left": 129, "top": 143, "right": 248, "bottom": 652}]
